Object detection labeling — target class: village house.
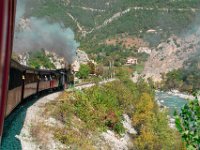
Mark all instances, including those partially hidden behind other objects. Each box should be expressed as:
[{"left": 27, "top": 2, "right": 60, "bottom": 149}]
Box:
[{"left": 126, "top": 57, "right": 138, "bottom": 65}]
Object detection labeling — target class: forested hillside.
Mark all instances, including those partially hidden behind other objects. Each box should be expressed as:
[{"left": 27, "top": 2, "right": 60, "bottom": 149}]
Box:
[
  {"left": 21, "top": 0, "right": 200, "bottom": 83},
  {"left": 26, "top": 0, "right": 200, "bottom": 44}
]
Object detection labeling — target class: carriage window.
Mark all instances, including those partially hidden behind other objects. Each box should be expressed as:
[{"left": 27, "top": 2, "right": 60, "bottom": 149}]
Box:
[
  {"left": 24, "top": 73, "right": 38, "bottom": 84},
  {"left": 39, "top": 75, "right": 49, "bottom": 81},
  {"left": 9, "top": 68, "right": 23, "bottom": 90}
]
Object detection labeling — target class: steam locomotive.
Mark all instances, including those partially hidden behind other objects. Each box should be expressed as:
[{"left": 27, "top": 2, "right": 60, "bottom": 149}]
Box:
[{"left": 0, "top": 0, "right": 73, "bottom": 144}]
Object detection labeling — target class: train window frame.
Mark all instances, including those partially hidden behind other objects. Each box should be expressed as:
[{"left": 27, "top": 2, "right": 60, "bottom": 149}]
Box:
[
  {"left": 24, "top": 72, "right": 38, "bottom": 84},
  {"left": 9, "top": 67, "right": 23, "bottom": 90}
]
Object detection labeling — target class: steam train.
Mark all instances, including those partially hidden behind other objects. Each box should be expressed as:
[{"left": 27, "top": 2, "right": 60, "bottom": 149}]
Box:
[
  {"left": 6, "top": 59, "right": 70, "bottom": 117},
  {"left": 0, "top": 0, "right": 73, "bottom": 144}
]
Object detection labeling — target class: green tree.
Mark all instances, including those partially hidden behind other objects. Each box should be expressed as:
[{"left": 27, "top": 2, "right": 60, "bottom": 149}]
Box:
[
  {"left": 76, "top": 64, "right": 91, "bottom": 79},
  {"left": 175, "top": 99, "right": 200, "bottom": 150},
  {"left": 28, "top": 50, "right": 55, "bottom": 69}
]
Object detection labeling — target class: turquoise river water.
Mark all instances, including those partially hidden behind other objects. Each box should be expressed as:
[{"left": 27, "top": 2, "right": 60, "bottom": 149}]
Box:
[{"left": 155, "top": 91, "right": 188, "bottom": 116}]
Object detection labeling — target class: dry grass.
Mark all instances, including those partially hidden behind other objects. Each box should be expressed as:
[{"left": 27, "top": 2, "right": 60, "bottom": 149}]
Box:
[
  {"left": 30, "top": 121, "right": 52, "bottom": 150},
  {"left": 105, "top": 36, "right": 148, "bottom": 48},
  {"left": 41, "top": 92, "right": 101, "bottom": 149}
]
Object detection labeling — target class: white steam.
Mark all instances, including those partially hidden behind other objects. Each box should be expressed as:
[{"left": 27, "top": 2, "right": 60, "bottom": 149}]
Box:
[{"left": 14, "top": 0, "right": 79, "bottom": 64}]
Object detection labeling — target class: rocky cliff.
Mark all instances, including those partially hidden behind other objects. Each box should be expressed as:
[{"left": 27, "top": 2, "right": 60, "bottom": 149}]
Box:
[{"left": 142, "top": 34, "right": 200, "bottom": 82}]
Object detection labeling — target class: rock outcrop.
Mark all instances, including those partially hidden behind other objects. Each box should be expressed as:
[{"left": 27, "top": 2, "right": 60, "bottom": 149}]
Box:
[
  {"left": 15, "top": 50, "right": 66, "bottom": 69},
  {"left": 44, "top": 50, "right": 65, "bottom": 69},
  {"left": 142, "top": 34, "right": 200, "bottom": 82},
  {"left": 71, "top": 49, "right": 92, "bottom": 72}
]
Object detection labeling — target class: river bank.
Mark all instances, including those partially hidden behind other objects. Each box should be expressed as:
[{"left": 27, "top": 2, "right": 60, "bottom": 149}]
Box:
[
  {"left": 156, "top": 89, "right": 194, "bottom": 100},
  {"left": 166, "top": 90, "right": 195, "bottom": 100}
]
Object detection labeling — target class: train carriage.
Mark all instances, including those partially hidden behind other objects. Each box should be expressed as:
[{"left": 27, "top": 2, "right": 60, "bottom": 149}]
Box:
[
  {"left": 50, "top": 73, "right": 60, "bottom": 89},
  {"left": 23, "top": 68, "right": 38, "bottom": 99},
  {"left": 5, "top": 60, "right": 69, "bottom": 121},
  {"left": 6, "top": 60, "right": 24, "bottom": 117},
  {"left": 38, "top": 70, "right": 56, "bottom": 92}
]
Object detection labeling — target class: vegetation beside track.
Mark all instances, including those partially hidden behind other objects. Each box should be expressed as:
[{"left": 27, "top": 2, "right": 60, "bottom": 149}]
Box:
[{"left": 38, "top": 69, "right": 185, "bottom": 149}]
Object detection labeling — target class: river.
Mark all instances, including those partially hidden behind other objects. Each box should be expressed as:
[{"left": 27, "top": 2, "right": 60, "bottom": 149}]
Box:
[{"left": 155, "top": 91, "right": 188, "bottom": 116}]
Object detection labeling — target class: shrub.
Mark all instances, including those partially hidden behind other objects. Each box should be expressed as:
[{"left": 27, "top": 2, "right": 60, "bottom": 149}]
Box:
[
  {"left": 76, "top": 64, "right": 91, "bottom": 79},
  {"left": 28, "top": 50, "right": 55, "bottom": 69},
  {"left": 45, "top": 77, "right": 184, "bottom": 149},
  {"left": 175, "top": 99, "right": 200, "bottom": 150}
]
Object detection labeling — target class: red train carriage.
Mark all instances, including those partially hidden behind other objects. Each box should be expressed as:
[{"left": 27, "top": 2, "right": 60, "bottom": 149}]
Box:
[
  {"left": 38, "top": 72, "right": 52, "bottom": 92},
  {"left": 50, "top": 73, "right": 60, "bottom": 89},
  {"left": 23, "top": 68, "right": 38, "bottom": 99},
  {"left": 6, "top": 60, "right": 65, "bottom": 120},
  {"left": 0, "top": 0, "right": 16, "bottom": 143},
  {"left": 38, "top": 70, "right": 66, "bottom": 91}
]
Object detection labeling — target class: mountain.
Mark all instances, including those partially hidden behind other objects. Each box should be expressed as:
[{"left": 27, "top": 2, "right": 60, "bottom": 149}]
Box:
[
  {"left": 18, "top": 0, "right": 200, "bottom": 76},
  {"left": 26, "top": 0, "right": 200, "bottom": 42}
]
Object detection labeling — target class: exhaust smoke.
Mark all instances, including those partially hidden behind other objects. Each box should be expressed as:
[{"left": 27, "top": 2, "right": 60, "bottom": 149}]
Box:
[{"left": 14, "top": 0, "right": 79, "bottom": 64}]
